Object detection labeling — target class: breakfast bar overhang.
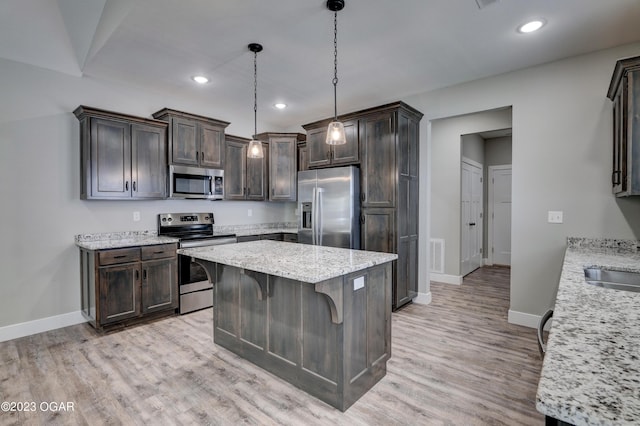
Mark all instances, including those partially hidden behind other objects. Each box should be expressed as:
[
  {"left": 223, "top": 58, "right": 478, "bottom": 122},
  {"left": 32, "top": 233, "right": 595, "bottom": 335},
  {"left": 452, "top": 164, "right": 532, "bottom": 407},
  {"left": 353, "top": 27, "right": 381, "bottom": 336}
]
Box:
[{"left": 177, "top": 240, "right": 397, "bottom": 411}]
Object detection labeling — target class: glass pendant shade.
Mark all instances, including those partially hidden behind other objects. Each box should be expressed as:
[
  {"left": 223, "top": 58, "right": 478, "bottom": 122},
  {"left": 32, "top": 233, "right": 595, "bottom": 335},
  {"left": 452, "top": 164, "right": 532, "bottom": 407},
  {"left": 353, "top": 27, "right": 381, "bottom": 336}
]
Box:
[
  {"left": 326, "top": 121, "right": 346, "bottom": 145},
  {"left": 247, "top": 139, "right": 263, "bottom": 158}
]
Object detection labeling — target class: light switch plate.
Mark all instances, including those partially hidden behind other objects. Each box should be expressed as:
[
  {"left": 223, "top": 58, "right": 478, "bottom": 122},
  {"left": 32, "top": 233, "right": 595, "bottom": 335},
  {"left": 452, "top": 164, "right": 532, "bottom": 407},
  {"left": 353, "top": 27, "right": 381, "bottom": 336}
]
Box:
[
  {"left": 247, "top": 209, "right": 252, "bottom": 217},
  {"left": 548, "top": 211, "right": 563, "bottom": 224}
]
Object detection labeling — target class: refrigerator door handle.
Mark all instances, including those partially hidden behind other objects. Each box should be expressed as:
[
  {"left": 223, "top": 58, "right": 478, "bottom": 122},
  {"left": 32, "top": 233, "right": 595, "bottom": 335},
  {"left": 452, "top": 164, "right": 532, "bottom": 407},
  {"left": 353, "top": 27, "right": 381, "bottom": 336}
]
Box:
[
  {"left": 317, "top": 188, "right": 324, "bottom": 246},
  {"left": 311, "top": 187, "right": 317, "bottom": 245}
]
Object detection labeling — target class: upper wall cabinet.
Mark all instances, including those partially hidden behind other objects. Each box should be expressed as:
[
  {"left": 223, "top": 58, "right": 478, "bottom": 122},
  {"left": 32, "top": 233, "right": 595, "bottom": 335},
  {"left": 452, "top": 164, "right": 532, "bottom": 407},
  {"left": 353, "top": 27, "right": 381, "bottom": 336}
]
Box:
[
  {"left": 152, "top": 109, "right": 229, "bottom": 169},
  {"left": 223, "top": 135, "right": 267, "bottom": 201},
  {"left": 74, "top": 106, "right": 168, "bottom": 200},
  {"left": 607, "top": 55, "right": 640, "bottom": 197},
  {"left": 302, "top": 120, "right": 359, "bottom": 168},
  {"left": 256, "top": 133, "right": 304, "bottom": 202}
]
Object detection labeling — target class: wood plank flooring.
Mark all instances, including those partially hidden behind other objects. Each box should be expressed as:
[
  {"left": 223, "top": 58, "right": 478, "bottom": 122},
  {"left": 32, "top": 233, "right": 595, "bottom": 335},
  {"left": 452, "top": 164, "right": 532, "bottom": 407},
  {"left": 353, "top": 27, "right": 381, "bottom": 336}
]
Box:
[{"left": 0, "top": 266, "right": 544, "bottom": 425}]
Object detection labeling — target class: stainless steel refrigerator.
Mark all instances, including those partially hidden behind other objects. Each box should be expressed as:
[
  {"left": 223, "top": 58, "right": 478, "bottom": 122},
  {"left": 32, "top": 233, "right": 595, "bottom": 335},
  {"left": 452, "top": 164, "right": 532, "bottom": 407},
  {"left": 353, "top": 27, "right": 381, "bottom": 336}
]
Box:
[{"left": 297, "top": 166, "right": 360, "bottom": 249}]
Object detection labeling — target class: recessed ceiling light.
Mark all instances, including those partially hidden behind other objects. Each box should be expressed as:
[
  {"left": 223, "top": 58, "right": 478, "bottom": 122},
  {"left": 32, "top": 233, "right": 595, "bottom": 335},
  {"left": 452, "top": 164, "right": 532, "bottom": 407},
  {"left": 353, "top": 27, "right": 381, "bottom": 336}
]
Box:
[
  {"left": 274, "top": 103, "right": 287, "bottom": 109},
  {"left": 192, "top": 75, "right": 209, "bottom": 84},
  {"left": 518, "top": 19, "right": 546, "bottom": 34}
]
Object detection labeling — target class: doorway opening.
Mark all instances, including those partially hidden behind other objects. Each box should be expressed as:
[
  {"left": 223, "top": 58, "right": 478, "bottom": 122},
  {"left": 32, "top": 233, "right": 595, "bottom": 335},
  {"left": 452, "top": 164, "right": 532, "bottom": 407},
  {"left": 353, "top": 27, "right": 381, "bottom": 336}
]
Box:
[{"left": 460, "top": 129, "right": 512, "bottom": 277}]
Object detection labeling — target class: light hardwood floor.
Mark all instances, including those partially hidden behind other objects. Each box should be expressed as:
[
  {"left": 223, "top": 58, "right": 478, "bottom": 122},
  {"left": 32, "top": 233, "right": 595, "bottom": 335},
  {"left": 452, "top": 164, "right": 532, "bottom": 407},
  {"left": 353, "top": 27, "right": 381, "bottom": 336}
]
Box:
[{"left": 0, "top": 266, "right": 544, "bottom": 425}]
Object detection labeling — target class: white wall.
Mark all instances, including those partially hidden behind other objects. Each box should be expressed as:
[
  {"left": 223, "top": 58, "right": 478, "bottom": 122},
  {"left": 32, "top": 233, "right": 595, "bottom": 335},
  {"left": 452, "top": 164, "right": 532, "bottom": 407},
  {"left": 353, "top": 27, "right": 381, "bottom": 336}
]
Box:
[
  {"left": 406, "top": 42, "right": 640, "bottom": 326},
  {"left": 461, "top": 133, "right": 485, "bottom": 165},
  {"left": 0, "top": 58, "right": 295, "bottom": 330}
]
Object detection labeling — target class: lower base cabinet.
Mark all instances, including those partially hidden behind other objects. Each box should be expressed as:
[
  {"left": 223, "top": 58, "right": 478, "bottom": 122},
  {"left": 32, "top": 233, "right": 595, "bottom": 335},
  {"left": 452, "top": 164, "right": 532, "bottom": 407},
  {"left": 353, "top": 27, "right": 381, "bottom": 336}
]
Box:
[{"left": 80, "top": 243, "right": 178, "bottom": 331}]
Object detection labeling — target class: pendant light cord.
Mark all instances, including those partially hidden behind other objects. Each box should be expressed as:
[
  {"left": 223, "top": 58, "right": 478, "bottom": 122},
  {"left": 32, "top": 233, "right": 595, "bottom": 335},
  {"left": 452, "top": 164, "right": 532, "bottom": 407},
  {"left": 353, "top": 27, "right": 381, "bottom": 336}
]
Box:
[
  {"left": 253, "top": 50, "right": 258, "bottom": 136},
  {"left": 333, "top": 10, "right": 338, "bottom": 120}
]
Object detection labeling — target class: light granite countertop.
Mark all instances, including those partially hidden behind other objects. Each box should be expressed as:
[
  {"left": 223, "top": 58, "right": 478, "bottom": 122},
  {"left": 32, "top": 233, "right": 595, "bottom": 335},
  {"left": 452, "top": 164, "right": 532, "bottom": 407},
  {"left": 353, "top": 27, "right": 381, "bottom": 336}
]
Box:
[
  {"left": 75, "top": 231, "right": 179, "bottom": 250},
  {"left": 178, "top": 240, "right": 397, "bottom": 283},
  {"left": 536, "top": 238, "right": 640, "bottom": 425}
]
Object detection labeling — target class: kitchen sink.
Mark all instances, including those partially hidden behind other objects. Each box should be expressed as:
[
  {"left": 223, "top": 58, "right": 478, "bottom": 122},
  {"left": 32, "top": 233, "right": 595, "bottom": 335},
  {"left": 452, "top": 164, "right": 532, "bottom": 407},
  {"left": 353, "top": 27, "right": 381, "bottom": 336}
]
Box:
[{"left": 583, "top": 268, "right": 640, "bottom": 293}]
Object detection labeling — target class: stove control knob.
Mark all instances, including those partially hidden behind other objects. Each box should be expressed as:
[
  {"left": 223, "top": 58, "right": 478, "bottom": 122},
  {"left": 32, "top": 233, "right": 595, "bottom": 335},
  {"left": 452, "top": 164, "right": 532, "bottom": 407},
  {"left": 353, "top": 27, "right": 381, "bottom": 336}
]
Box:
[
  {"left": 168, "top": 218, "right": 173, "bottom": 222},
  {"left": 161, "top": 218, "right": 166, "bottom": 222}
]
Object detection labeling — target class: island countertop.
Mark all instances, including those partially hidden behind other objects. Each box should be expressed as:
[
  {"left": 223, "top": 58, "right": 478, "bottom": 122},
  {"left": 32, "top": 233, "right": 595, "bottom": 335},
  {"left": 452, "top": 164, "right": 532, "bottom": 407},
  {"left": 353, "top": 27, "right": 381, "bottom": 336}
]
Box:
[
  {"left": 177, "top": 240, "right": 397, "bottom": 283},
  {"left": 536, "top": 238, "right": 640, "bottom": 425}
]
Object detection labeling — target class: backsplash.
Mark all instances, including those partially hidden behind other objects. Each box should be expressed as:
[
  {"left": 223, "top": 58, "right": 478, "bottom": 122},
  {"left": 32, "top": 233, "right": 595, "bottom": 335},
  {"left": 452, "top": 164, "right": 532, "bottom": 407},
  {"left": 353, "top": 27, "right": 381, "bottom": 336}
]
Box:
[{"left": 567, "top": 237, "right": 640, "bottom": 251}]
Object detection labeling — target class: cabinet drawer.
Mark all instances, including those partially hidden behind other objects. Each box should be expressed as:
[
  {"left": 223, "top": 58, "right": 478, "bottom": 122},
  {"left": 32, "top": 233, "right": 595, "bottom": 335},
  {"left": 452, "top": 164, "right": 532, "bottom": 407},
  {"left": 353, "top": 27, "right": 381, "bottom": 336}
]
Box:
[
  {"left": 141, "top": 243, "right": 177, "bottom": 260},
  {"left": 99, "top": 248, "right": 140, "bottom": 266}
]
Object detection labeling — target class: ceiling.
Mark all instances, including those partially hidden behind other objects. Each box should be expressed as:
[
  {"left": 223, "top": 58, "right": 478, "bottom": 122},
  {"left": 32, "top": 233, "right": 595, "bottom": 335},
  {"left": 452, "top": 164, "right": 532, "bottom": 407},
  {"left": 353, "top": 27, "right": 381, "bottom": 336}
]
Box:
[{"left": 2, "top": 0, "right": 640, "bottom": 130}]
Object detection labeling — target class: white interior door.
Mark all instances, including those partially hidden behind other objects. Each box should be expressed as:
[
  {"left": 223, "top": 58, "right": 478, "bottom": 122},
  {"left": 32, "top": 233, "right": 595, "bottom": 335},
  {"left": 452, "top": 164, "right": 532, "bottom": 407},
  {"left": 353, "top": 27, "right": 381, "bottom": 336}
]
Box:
[
  {"left": 461, "top": 159, "right": 483, "bottom": 276},
  {"left": 489, "top": 165, "right": 512, "bottom": 266}
]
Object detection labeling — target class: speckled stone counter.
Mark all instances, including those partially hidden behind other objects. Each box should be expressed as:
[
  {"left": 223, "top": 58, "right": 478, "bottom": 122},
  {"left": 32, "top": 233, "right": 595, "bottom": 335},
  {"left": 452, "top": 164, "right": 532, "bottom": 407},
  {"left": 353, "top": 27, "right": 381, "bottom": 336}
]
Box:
[
  {"left": 178, "top": 240, "right": 397, "bottom": 283},
  {"left": 536, "top": 238, "right": 640, "bottom": 425},
  {"left": 75, "top": 231, "right": 179, "bottom": 250}
]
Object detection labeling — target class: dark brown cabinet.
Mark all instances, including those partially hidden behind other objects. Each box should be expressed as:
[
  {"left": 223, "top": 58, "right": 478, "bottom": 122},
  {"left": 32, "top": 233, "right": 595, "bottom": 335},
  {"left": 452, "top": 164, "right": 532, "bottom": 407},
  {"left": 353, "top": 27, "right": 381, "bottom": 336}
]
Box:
[
  {"left": 256, "top": 133, "right": 303, "bottom": 201},
  {"left": 302, "top": 102, "right": 422, "bottom": 310},
  {"left": 607, "top": 55, "right": 640, "bottom": 197},
  {"left": 298, "top": 141, "right": 309, "bottom": 171},
  {"left": 80, "top": 243, "right": 178, "bottom": 331},
  {"left": 236, "top": 233, "right": 296, "bottom": 242},
  {"left": 302, "top": 120, "right": 358, "bottom": 168},
  {"left": 152, "top": 109, "right": 229, "bottom": 169},
  {"left": 224, "top": 135, "right": 267, "bottom": 201},
  {"left": 74, "top": 106, "right": 168, "bottom": 200}
]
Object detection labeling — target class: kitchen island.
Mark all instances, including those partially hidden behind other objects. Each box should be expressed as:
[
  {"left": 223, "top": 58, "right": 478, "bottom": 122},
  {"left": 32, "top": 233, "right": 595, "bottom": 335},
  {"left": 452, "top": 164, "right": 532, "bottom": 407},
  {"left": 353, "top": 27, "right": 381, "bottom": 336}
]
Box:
[
  {"left": 178, "top": 240, "right": 397, "bottom": 411},
  {"left": 537, "top": 238, "right": 640, "bottom": 425}
]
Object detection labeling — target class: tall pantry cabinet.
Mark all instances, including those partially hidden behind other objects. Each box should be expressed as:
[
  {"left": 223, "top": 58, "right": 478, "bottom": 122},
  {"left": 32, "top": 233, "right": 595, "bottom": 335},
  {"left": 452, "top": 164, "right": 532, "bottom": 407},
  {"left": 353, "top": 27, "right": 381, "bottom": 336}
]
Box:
[{"left": 303, "top": 102, "right": 423, "bottom": 310}]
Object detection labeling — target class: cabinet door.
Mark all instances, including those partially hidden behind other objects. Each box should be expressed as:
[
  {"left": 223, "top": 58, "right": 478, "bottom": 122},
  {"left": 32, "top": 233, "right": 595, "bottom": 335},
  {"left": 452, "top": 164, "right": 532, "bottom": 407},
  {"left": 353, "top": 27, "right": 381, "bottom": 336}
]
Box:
[
  {"left": 612, "top": 82, "right": 626, "bottom": 194},
  {"left": 298, "top": 143, "right": 309, "bottom": 171},
  {"left": 131, "top": 123, "right": 167, "bottom": 199},
  {"left": 224, "top": 139, "right": 247, "bottom": 200},
  {"left": 361, "top": 208, "right": 395, "bottom": 254},
  {"left": 307, "top": 127, "right": 331, "bottom": 168},
  {"left": 360, "top": 112, "right": 396, "bottom": 208},
  {"left": 200, "top": 122, "right": 225, "bottom": 168},
  {"left": 141, "top": 258, "right": 178, "bottom": 314},
  {"left": 99, "top": 263, "right": 141, "bottom": 325},
  {"left": 269, "top": 136, "right": 297, "bottom": 201},
  {"left": 331, "top": 119, "right": 359, "bottom": 165},
  {"left": 247, "top": 142, "right": 267, "bottom": 200},
  {"left": 171, "top": 117, "right": 198, "bottom": 165},
  {"left": 90, "top": 118, "right": 131, "bottom": 198}
]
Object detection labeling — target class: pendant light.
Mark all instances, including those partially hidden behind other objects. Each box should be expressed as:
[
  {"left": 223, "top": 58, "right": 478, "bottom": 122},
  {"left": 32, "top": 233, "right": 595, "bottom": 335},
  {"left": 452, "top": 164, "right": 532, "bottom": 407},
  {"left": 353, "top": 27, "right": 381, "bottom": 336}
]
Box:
[
  {"left": 326, "top": 0, "right": 347, "bottom": 145},
  {"left": 247, "top": 43, "right": 264, "bottom": 158}
]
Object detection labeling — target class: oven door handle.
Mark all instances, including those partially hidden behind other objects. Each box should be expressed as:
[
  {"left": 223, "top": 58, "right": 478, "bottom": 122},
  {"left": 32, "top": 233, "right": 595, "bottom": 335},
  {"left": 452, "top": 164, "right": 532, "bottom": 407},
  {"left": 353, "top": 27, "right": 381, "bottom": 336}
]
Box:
[{"left": 179, "top": 237, "right": 238, "bottom": 248}]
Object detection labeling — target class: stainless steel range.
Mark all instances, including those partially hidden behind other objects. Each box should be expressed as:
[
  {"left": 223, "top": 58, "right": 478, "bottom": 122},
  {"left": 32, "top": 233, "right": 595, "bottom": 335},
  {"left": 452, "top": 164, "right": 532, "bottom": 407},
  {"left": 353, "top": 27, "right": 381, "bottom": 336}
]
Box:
[{"left": 157, "top": 212, "right": 236, "bottom": 314}]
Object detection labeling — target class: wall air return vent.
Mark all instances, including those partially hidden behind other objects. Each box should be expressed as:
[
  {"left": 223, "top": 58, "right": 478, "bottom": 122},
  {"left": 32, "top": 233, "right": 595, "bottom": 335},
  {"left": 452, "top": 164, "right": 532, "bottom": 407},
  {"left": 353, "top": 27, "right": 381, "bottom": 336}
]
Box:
[{"left": 430, "top": 239, "right": 445, "bottom": 274}]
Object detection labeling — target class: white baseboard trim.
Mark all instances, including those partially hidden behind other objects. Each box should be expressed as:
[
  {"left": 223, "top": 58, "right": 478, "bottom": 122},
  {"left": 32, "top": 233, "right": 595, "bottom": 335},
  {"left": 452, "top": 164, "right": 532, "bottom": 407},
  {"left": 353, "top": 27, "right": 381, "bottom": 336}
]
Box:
[
  {"left": 508, "top": 309, "right": 552, "bottom": 330},
  {"left": 413, "top": 291, "right": 432, "bottom": 305},
  {"left": 429, "top": 273, "right": 463, "bottom": 285},
  {"left": 0, "top": 311, "right": 87, "bottom": 343},
  {"left": 483, "top": 258, "right": 491, "bottom": 266}
]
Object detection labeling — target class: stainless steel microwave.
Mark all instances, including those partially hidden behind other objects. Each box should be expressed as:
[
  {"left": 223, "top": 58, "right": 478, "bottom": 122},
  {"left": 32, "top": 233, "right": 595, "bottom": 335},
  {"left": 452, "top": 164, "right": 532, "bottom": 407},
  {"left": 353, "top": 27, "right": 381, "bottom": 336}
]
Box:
[{"left": 169, "top": 165, "right": 224, "bottom": 200}]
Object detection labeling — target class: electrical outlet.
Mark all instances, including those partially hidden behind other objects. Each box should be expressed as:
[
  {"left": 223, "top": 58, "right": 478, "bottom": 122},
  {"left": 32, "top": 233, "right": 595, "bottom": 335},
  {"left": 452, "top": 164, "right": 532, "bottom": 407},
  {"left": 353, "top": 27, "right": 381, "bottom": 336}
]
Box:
[
  {"left": 547, "top": 211, "right": 563, "bottom": 224},
  {"left": 133, "top": 211, "right": 140, "bottom": 222},
  {"left": 247, "top": 209, "right": 252, "bottom": 217}
]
